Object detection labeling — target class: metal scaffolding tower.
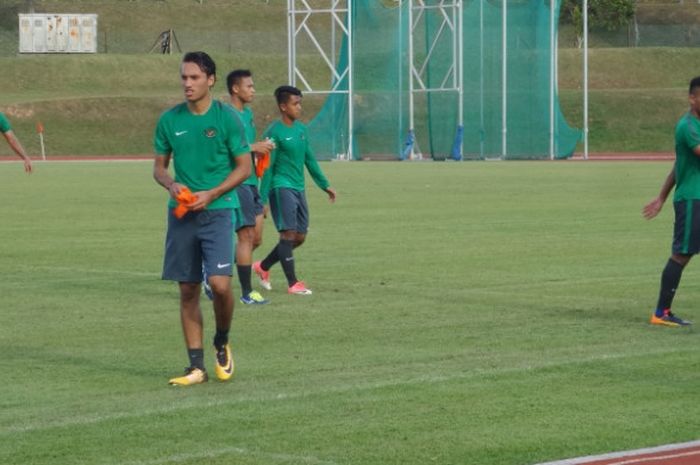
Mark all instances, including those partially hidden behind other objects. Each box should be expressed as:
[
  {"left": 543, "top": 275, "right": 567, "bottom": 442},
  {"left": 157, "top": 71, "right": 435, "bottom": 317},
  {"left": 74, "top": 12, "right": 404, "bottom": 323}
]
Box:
[
  {"left": 287, "top": 0, "right": 353, "bottom": 160},
  {"left": 405, "top": 0, "right": 464, "bottom": 160}
]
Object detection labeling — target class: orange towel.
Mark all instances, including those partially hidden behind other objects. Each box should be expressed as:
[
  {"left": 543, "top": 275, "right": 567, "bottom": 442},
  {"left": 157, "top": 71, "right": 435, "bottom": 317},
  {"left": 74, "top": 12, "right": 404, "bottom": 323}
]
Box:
[
  {"left": 174, "top": 187, "right": 197, "bottom": 219},
  {"left": 255, "top": 152, "right": 270, "bottom": 178}
]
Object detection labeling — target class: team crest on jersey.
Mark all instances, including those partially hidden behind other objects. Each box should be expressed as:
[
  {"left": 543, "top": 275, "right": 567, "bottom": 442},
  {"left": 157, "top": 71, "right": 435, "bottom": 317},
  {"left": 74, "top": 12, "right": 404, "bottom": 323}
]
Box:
[{"left": 204, "top": 127, "right": 217, "bottom": 138}]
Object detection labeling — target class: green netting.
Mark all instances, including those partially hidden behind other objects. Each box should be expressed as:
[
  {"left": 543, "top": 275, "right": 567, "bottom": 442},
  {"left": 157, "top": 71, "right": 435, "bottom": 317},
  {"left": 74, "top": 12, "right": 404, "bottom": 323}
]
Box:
[{"left": 308, "top": 0, "right": 581, "bottom": 160}]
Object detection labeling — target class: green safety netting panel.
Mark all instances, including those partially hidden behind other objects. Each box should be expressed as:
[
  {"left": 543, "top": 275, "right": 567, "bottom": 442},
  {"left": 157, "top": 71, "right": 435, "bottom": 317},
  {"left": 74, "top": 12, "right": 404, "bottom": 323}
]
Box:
[{"left": 308, "top": 0, "right": 581, "bottom": 160}]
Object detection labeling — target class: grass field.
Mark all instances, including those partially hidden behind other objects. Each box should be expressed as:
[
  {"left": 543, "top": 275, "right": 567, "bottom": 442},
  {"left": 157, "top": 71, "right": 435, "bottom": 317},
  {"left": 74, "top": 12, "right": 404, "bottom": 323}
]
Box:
[{"left": 1, "top": 160, "right": 699, "bottom": 465}]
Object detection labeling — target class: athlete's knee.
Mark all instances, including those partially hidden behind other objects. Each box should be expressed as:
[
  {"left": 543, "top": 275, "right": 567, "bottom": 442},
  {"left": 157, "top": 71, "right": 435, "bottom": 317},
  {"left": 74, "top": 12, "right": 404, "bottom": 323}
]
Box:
[
  {"left": 179, "top": 282, "right": 200, "bottom": 302},
  {"left": 280, "top": 230, "right": 296, "bottom": 242},
  {"left": 294, "top": 233, "right": 306, "bottom": 247},
  {"left": 237, "top": 226, "right": 255, "bottom": 244},
  {"left": 207, "top": 276, "right": 231, "bottom": 296},
  {"left": 672, "top": 254, "right": 692, "bottom": 267}
]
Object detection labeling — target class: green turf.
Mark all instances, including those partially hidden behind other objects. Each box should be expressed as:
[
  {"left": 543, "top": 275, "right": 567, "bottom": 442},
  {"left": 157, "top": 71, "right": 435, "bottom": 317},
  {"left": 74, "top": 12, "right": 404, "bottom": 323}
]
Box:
[{"left": 1, "top": 160, "right": 698, "bottom": 465}]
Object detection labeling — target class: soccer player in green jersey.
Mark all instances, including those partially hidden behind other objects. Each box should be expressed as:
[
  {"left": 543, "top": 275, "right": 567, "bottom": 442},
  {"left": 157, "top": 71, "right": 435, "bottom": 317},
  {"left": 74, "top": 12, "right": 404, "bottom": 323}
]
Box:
[
  {"left": 642, "top": 76, "right": 700, "bottom": 327},
  {"left": 226, "top": 69, "right": 275, "bottom": 305},
  {"left": 153, "top": 52, "right": 252, "bottom": 385},
  {"left": 0, "top": 112, "right": 32, "bottom": 173},
  {"left": 254, "top": 85, "right": 336, "bottom": 295}
]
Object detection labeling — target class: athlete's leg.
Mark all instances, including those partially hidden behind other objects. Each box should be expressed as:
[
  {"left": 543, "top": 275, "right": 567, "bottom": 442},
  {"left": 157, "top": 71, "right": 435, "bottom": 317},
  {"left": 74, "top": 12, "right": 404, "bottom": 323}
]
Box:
[
  {"left": 208, "top": 275, "right": 234, "bottom": 338},
  {"left": 178, "top": 281, "right": 205, "bottom": 369},
  {"left": 253, "top": 212, "right": 264, "bottom": 250},
  {"left": 236, "top": 225, "right": 255, "bottom": 296},
  {"left": 200, "top": 210, "right": 236, "bottom": 380},
  {"left": 652, "top": 200, "right": 695, "bottom": 326}
]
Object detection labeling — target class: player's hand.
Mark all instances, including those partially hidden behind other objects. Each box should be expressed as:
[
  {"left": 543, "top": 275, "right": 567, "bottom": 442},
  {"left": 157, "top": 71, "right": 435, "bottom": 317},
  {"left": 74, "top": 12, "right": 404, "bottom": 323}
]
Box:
[
  {"left": 188, "top": 190, "right": 215, "bottom": 211},
  {"left": 263, "top": 204, "right": 269, "bottom": 219},
  {"left": 23, "top": 158, "right": 32, "bottom": 174},
  {"left": 252, "top": 139, "right": 275, "bottom": 154},
  {"left": 325, "top": 187, "right": 337, "bottom": 203},
  {"left": 643, "top": 197, "right": 664, "bottom": 220},
  {"left": 168, "top": 182, "right": 187, "bottom": 199}
]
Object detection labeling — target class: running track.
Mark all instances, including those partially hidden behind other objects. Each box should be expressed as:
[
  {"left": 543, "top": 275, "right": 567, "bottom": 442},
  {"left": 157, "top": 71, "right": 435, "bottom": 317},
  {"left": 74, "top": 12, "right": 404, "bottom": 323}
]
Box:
[
  {"left": 534, "top": 441, "right": 700, "bottom": 465},
  {"left": 0, "top": 152, "right": 678, "bottom": 163}
]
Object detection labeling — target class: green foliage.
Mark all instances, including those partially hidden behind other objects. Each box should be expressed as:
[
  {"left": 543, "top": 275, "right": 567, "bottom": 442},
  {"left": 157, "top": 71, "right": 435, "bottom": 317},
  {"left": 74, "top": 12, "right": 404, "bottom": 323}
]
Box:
[
  {"left": 562, "top": 0, "right": 636, "bottom": 46},
  {"left": 1, "top": 161, "right": 700, "bottom": 465}
]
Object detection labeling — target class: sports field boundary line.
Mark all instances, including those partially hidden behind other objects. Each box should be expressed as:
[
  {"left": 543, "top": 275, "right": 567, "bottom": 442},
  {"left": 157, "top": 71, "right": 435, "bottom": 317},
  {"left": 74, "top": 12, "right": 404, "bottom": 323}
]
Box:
[
  {"left": 2, "top": 347, "right": 691, "bottom": 436},
  {"left": 531, "top": 439, "right": 700, "bottom": 465},
  {"left": 118, "top": 445, "right": 339, "bottom": 465}
]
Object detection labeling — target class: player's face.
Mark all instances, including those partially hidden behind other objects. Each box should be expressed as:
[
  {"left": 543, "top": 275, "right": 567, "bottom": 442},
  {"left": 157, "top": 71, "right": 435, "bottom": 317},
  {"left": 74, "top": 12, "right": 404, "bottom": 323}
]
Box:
[
  {"left": 690, "top": 89, "right": 700, "bottom": 115},
  {"left": 281, "top": 95, "right": 303, "bottom": 121},
  {"left": 234, "top": 77, "right": 256, "bottom": 104},
  {"left": 180, "top": 62, "right": 214, "bottom": 103}
]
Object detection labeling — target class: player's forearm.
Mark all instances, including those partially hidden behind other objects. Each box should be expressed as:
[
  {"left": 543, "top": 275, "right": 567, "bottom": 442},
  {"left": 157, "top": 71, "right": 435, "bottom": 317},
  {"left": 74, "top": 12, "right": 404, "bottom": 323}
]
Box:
[
  {"left": 658, "top": 166, "right": 676, "bottom": 202},
  {"left": 153, "top": 158, "right": 174, "bottom": 191},
  {"left": 5, "top": 132, "right": 29, "bottom": 161}
]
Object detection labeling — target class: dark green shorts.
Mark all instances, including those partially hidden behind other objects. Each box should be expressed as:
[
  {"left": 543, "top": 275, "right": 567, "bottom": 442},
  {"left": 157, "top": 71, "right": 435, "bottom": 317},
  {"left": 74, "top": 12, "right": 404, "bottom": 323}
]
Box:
[
  {"left": 269, "top": 187, "right": 309, "bottom": 234},
  {"left": 162, "top": 208, "right": 234, "bottom": 282},
  {"left": 234, "top": 184, "right": 263, "bottom": 231},
  {"left": 672, "top": 199, "right": 700, "bottom": 255}
]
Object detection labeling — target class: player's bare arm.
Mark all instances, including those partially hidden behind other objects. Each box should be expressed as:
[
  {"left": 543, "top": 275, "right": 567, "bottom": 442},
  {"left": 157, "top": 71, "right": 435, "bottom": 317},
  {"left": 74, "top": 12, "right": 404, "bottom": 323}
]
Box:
[
  {"left": 153, "top": 154, "right": 186, "bottom": 198},
  {"left": 643, "top": 164, "right": 676, "bottom": 220},
  {"left": 250, "top": 139, "right": 275, "bottom": 154},
  {"left": 3, "top": 130, "right": 32, "bottom": 173}
]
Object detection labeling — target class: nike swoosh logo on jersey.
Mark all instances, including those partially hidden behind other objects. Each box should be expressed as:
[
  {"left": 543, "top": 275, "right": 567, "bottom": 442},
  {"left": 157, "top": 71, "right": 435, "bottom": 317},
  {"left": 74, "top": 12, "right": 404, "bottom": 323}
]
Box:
[
  {"left": 284, "top": 137, "right": 293, "bottom": 141},
  {"left": 175, "top": 130, "right": 188, "bottom": 136}
]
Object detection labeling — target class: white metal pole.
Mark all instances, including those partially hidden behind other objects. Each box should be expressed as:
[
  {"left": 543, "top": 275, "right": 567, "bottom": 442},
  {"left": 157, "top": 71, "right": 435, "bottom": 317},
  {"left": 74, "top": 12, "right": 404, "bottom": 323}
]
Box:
[
  {"left": 502, "top": 0, "right": 507, "bottom": 159},
  {"left": 583, "top": 0, "right": 589, "bottom": 160},
  {"left": 480, "top": 0, "right": 484, "bottom": 159},
  {"left": 458, "top": 0, "right": 464, "bottom": 160},
  {"left": 399, "top": 0, "right": 404, "bottom": 157},
  {"left": 555, "top": 6, "right": 559, "bottom": 157},
  {"left": 287, "top": 0, "right": 294, "bottom": 85},
  {"left": 347, "top": 0, "right": 354, "bottom": 160},
  {"left": 408, "top": 0, "right": 416, "bottom": 159},
  {"left": 39, "top": 133, "right": 45, "bottom": 160},
  {"left": 549, "top": 0, "right": 555, "bottom": 160}
]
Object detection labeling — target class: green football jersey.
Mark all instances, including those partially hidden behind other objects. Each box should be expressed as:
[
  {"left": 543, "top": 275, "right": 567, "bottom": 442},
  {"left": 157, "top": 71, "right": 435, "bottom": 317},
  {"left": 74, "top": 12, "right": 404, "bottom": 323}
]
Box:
[
  {"left": 0, "top": 112, "right": 11, "bottom": 133},
  {"left": 260, "top": 120, "right": 330, "bottom": 202},
  {"left": 674, "top": 111, "right": 700, "bottom": 202},
  {"left": 154, "top": 100, "right": 251, "bottom": 210},
  {"left": 228, "top": 104, "right": 258, "bottom": 187}
]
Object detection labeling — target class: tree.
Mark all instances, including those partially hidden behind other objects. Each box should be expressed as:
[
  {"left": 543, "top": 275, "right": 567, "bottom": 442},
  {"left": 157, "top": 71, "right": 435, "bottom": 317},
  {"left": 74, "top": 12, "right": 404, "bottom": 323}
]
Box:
[{"left": 561, "top": 0, "right": 636, "bottom": 47}]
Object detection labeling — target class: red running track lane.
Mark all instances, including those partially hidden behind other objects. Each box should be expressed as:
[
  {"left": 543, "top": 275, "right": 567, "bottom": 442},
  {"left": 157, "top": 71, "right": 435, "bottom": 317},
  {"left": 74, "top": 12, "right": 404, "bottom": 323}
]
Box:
[
  {"left": 0, "top": 153, "right": 678, "bottom": 163},
  {"left": 533, "top": 441, "right": 700, "bottom": 465}
]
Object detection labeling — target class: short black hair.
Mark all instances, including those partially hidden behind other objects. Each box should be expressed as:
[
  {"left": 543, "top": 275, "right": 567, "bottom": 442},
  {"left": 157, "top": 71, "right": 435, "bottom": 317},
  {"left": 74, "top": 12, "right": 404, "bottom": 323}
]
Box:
[
  {"left": 690, "top": 76, "right": 700, "bottom": 94},
  {"left": 274, "top": 85, "right": 302, "bottom": 105},
  {"left": 226, "top": 69, "right": 252, "bottom": 95},
  {"left": 182, "top": 51, "right": 216, "bottom": 77}
]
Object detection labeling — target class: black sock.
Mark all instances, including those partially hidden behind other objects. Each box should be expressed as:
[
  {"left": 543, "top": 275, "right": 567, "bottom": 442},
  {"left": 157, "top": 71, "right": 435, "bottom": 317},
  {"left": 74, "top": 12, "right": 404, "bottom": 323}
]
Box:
[
  {"left": 277, "top": 239, "right": 298, "bottom": 286},
  {"left": 656, "top": 258, "right": 685, "bottom": 314},
  {"left": 261, "top": 246, "right": 280, "bottom": 271},
  {"left": 237, "top": 264, "right": 252, "bottom": 296},
  {"left": 213, "top": 329, "right": 229, "bottom": 350},
  {"left": 187, "top": 348, "right": 205, "bottom": 370}
]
